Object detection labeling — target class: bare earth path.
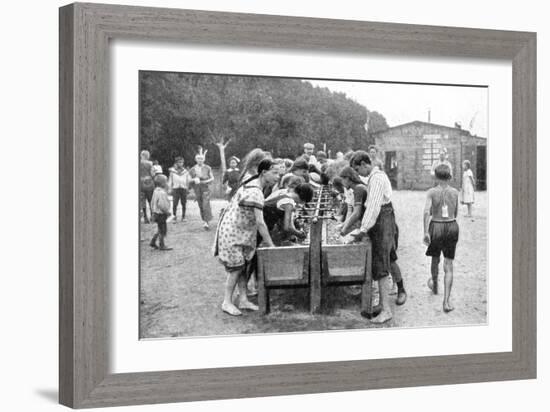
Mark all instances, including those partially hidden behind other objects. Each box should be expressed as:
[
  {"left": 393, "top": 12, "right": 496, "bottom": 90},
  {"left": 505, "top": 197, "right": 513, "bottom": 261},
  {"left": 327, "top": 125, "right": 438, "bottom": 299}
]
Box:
[{"left": 140, "top": 191, "right": 487, "bottom": 338}]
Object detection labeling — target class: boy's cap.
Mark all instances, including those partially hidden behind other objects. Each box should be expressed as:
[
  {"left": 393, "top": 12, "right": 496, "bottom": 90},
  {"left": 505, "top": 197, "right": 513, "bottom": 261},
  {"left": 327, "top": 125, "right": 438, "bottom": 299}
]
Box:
[
  {"left": 292, "top": 158, "right": 309, "bottom": 170},
  {"left": 310, "top": 172, "right": 321, "bottom": 183}
]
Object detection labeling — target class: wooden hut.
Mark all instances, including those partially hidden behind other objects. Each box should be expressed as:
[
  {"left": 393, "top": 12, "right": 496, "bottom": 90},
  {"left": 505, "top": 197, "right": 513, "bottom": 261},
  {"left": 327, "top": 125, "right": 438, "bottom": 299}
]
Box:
[{"left": 372, "top": 121, "right": 486, "bottom": 190}]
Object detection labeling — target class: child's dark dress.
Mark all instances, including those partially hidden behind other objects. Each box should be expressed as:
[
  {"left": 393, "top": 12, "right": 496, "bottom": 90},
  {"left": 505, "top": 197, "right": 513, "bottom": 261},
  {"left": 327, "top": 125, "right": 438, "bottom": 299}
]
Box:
[
  {"left": 263, "top": 192, "right": 297, "bottom": 245},
  {"left": 223, "top": 168, "right": 241, "bottom": 200}
]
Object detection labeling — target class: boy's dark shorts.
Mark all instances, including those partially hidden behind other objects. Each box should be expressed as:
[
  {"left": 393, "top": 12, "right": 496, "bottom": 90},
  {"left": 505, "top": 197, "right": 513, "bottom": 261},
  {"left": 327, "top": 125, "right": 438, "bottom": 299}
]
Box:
[
  {"left": 368, "top": 203, "right": 396, "bottom": 281},
  {"left": 426, "top": 220, "right": 459, "bottom": 259},
  {"left": 390, "top": 223, "right": 399, "bottom": 262},
  {"left": 153, "top": 213, "right": 168, "bottom": 236}
]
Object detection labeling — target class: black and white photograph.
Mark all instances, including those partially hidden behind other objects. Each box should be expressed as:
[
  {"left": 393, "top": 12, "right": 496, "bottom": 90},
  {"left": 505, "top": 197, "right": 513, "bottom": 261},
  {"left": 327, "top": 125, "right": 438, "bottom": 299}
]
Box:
[
  {"left": 138, "top": 71, "right": 488, "bottom": 339},
  {"left": 2, "top": 0, "right": 544, "bottom": 410}
]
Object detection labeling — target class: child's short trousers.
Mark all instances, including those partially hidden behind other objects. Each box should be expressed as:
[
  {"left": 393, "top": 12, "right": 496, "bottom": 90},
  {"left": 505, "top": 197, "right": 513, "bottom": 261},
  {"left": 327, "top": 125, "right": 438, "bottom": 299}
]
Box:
[{"left": 426, "top": 220, "right": 459, "bottom": 259}]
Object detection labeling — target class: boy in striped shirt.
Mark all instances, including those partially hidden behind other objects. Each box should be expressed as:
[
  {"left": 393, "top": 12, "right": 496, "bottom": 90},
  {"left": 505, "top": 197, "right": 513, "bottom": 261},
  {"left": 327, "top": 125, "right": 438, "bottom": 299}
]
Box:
[{"left": 351, "top": 151, "right": 405, "bottom": 323}]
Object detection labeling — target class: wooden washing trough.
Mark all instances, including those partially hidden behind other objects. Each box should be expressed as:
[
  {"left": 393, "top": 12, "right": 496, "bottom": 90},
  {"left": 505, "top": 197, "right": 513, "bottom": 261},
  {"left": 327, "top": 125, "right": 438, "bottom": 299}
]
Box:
[{"left": 256, "top": 221, "right": 373, "bottom": 315}]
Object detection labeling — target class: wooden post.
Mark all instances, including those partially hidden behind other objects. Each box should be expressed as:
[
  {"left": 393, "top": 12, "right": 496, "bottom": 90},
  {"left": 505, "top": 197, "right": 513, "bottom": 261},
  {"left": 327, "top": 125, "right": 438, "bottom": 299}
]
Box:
[
  {"left": 360, "top": 239, "right": 373, "bottom": 315},
  {"left": 309, "top": 218, "right": 323, "bottom": 313},
  {"left": 257, "top": 251, "right": 270, "bottom": 314}
]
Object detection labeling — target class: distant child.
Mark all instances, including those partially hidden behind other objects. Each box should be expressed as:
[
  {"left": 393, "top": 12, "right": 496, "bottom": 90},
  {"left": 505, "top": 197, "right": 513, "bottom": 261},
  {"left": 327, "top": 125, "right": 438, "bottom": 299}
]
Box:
[
  {"left": 330, "top": 176, "right": 347, "bottom": 220},
  {"left": 461, "top": 160, "right": 475, "bottom": 218},
  {"left": 139, "top": 150, "right": 154, "bottom": 223},
  {"left": 189, "top": 154, "right": 214, "bottom": 230},
  {"left": 423, "top": 164, "right": 459, "bottom": 312},
  {"left": 152, "top": 159, "right": 163, "bottom": 175},
  {"left": 269, "top": 158, "right": 287, "bottom": 193},
  {"left": 168, "top": 156, "right": 189, "bottom": 222},
  {"left": 150, "top": 174, "right": 172, "bottom": 251},
  {"left": 222, "top": 156, "right": 240, "bottom": 200},
  {"left": 267, "top": 175, "right": 305, "bottom": 200},
  {"left": 280, "top": 158, "right": 309, "bottom": 188}
]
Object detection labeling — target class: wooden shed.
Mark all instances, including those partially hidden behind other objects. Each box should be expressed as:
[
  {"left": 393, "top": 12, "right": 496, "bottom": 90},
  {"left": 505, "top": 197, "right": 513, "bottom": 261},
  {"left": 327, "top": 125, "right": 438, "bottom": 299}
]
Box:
[{"left": 372, "top": 121, "right": 487, "bottom": 190}]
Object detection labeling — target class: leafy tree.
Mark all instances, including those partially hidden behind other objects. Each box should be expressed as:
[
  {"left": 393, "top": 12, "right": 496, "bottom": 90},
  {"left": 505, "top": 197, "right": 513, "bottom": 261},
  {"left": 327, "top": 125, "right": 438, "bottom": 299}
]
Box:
[{"left": 139, "top": 72, "right": 388, "bottom": 172}]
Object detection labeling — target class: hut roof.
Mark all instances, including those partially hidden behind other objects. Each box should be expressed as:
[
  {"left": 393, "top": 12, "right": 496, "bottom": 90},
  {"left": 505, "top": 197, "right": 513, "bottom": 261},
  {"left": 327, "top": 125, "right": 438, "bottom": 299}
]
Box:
[{"left": 372, "top": 120, "right": 486, "bottom": 139}]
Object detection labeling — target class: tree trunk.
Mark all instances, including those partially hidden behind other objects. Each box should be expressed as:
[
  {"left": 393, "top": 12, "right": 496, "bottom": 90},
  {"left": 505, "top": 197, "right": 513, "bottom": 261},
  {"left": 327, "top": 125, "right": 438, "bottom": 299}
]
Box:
[{"left": 217, "top": 142, "right": 227, "bottom": 174}]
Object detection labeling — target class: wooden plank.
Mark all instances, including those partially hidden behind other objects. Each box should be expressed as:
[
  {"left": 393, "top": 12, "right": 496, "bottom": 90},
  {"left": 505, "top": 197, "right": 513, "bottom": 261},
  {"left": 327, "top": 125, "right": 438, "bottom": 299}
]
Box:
[
  {"left": 257, "top": 246, "right": 309, "bottom": 283},
  {"left": 309, "top": 220, "right": 323, "bottom": 313},
  {"left": 265, "top": 279, "right": 310, "bottom": 287},
  {"left": 59, "top": 4, "right": 74, "bottom": 407},
  {"left": 361, "top": 241, "right": 374, "bottom": 316},
  {"left": 323, "top": 244, "right": 369, "bottom": 280},
  {"left": 512, "top": 33, "right": 537, "bottom": 377},
  {"left": 256, "top": 251, "right": 269, "bottom": 314},
  {"left": 328, "top": 275, "right": 365, "bottom": 285}
]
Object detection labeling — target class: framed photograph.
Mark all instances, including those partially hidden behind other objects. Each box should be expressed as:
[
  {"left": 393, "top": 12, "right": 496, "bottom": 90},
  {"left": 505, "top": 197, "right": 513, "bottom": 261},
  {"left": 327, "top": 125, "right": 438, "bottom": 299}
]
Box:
[{"left": 59, "top": 2, "right": 536, "bottom": 408}]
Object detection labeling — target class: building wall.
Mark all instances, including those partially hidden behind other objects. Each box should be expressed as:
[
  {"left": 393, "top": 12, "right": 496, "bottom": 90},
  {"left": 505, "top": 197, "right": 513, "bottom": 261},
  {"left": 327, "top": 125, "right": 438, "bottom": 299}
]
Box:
[{"left": 374, "top": 122, "right": 486, "bottom": 190}]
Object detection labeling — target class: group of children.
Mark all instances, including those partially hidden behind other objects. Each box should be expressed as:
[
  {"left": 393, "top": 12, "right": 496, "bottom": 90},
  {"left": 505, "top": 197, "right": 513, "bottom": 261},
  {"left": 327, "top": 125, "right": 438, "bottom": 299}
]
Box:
[
  {"left": 141, "top": 141, "right": 477, "bottom": 320},
  {"left": 140, "top": 149, "right": 215, "bottom": 250}
]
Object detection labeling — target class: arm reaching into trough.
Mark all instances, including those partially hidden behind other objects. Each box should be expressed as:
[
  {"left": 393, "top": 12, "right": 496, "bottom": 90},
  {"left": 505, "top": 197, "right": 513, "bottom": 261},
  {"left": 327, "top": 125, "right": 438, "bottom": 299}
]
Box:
[
  {"left": 281, "top": 204, "right": 306, "bottom": 239},
  {"left": 254, "top": 208, "right": 275, "bottom": 247}
]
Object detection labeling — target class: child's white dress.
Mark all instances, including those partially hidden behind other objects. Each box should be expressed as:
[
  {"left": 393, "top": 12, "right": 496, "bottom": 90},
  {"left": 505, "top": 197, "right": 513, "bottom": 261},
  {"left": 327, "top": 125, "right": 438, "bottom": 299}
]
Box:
[{"left": 461, "top": 169, "right": 475, "bottom": 204}]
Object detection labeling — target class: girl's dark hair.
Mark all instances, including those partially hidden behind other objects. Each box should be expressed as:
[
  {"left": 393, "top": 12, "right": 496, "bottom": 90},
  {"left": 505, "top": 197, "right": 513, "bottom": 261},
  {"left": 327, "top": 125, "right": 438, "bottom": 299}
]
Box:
[
  {"left": 257, "top": 158, "right": 275, "bottom": 174},
  {"left": 344, "top": 150, "right": 356, "bottom": 161},
  {"left": 331, "top": 176, "right": 345, "bottom": 194},
  {"left": 295, "top": 183, "right": 314, "bottom": 203},
  {"left": 350, "top": 150, "right": 371, "bottom": 166},
  {"left": 238, "top": 148, "right": 268, "bottom": 182},
  {"left": 286, "top": 175, "right": 306, "bottom": 190},
  {"left": 240, "top": 158, "right": 276, "bottom": 186},
  {"left": 339, "top": 166, "right": 363, "bottom": 185}
]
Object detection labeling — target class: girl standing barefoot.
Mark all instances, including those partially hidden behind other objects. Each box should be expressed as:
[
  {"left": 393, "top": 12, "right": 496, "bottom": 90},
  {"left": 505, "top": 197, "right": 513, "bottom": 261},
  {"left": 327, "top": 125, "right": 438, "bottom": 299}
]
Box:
[{"left": 213, "top": 159, "right": 279, "bottom": 316}]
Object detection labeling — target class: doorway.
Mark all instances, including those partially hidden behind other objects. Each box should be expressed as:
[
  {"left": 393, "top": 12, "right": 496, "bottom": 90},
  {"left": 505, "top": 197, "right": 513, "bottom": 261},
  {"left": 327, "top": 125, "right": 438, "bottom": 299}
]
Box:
[
  {"left": 384, "top": 151, "right": 398, "bottom": 189},
  {"left": 476, "top": 146, "right": 487, "bottom": 190}
]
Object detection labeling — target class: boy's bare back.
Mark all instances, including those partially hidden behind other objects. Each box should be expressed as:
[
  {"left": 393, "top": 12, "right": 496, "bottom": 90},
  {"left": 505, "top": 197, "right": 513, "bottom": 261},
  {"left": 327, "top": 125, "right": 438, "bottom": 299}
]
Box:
[{"left": 427, "top": 186, "right": 459, "bottom": 221}]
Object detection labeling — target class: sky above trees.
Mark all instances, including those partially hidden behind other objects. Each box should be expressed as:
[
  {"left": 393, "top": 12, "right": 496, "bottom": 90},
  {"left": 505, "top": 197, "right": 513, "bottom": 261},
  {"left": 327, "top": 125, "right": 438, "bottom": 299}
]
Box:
[{"left": 308, "top": 79, "right": 488, "bottom": 137}]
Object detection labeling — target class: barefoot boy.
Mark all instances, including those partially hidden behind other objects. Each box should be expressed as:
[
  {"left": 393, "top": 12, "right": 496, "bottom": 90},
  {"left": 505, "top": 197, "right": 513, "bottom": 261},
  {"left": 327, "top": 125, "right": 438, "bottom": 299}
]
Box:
[
  {"left": 423, "top": 164, "right": 459, "bottom": 312},
  {"left": 150, "top": 174, "right": 173, "bottom": 251}
]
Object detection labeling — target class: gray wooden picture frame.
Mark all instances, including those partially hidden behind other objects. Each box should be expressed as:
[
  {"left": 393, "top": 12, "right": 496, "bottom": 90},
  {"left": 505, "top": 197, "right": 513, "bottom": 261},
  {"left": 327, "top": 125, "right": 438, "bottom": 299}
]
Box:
[{"left": 59, "top": 2, "right": 536, "bottom": 409}]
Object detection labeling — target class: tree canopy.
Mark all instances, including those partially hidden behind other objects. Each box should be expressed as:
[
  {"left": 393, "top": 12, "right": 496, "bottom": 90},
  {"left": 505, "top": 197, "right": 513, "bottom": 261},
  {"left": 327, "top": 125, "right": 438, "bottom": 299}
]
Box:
[{"left": 139, "top": 72, "right": 388, "bottom": 169}]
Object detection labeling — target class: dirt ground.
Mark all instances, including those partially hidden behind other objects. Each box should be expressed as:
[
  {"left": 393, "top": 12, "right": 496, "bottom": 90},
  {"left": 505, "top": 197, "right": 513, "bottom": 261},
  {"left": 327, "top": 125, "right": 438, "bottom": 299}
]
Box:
[{"left": 139, "top": 190, "right": 487, "bottom": 339}]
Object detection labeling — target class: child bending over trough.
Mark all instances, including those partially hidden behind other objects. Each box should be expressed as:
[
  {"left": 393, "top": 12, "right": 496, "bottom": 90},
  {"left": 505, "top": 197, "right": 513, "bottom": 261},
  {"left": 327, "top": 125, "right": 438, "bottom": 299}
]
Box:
[{"left": 263, "top": 182, "right": 314, "bottom": 245}]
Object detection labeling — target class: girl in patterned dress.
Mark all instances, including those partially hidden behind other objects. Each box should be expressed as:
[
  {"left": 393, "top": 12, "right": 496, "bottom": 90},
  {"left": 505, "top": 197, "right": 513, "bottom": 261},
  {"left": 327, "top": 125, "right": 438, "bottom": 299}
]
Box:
[{"left": 214, "top": 159, "right": 279, "bottom": 316}]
